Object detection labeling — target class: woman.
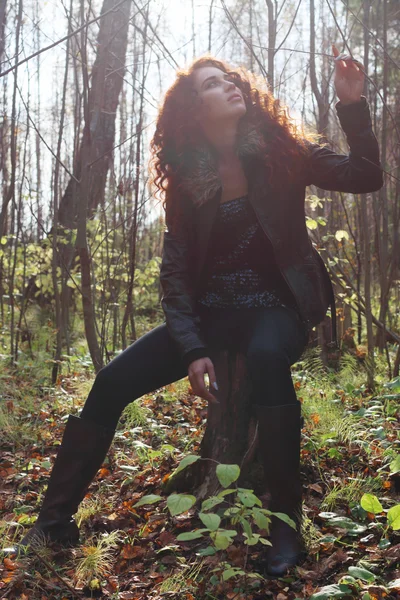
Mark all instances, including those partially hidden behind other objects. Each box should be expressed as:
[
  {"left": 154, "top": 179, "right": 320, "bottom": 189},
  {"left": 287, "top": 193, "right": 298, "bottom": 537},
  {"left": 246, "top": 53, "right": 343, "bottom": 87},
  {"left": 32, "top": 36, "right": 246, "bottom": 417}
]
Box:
[{"left": 5, "top": 46, "right": 382, "bottom": 576}]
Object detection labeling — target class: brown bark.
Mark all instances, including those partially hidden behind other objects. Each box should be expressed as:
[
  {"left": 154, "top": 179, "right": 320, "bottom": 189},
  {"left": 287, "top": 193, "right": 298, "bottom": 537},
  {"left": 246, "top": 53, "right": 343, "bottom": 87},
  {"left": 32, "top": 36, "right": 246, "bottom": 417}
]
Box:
[
  {"left": 164, "top": 351, "right": 262, "bottom": 501},
  {"left": 0, "top": 0, "right": 22, "bottom": 240},
  {"left": 57, "top": 0, "right": 132, "bottom": 274},
  {"left": 51, "top": 0, "right": 73, "bottom": 383},
  {"left": 309, "top": 0, "right": 331, "bottom": 360},
  {"left": 121, "top": 4, "right": 148, "bottom": 348},
  {"left": 62, "top": 0, "right": 131, "bottom": 371},
  {"left": 265, "top": 0, "right": 275, "bottom": 90},
  {"left": 361, "top": 0, "right": 375, "bottom": 389},
  {"left": 0, "top": 0, "right": 6, "bottom": 64},
  {"left": 374, "top": 0, "right": 391, "bottom": 353},
  {"left": 309, "top": 0, "right": 329, "bottom": 139}
]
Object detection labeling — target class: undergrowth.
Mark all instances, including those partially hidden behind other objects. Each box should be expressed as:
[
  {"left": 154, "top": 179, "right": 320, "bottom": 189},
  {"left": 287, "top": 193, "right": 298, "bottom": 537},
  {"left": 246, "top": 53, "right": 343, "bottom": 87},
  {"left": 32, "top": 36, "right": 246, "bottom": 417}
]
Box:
[{"left": 1, "top": 340, "right": 399, "bottom": 599}]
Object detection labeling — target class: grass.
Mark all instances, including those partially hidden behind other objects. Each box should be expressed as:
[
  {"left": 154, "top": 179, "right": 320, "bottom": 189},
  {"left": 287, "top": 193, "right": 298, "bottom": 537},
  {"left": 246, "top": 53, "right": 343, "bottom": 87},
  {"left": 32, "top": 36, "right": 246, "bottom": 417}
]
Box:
[
  {"left": 0, "top": 405, "right": 41, "bottom": 450},
  {"left": 1, "top": 337, "right": 399, "bottom": 599},
  {"left": 121, "top": 398, "right": 151, "bottom": 428},
  {"left": 321, "top": 474, "right": 382, "bottom": 511},
  {"left": 158, "top": 559, "right": 204, "bottom": 594},
  {"left": 301, "top": 513, "right": 323, "bottom": 553},
  {"left": 74, "top": 530, "right": 122, "bottom": 585},
  {"left": 76, "top": 494, "right": 109, "bottom": 528}
]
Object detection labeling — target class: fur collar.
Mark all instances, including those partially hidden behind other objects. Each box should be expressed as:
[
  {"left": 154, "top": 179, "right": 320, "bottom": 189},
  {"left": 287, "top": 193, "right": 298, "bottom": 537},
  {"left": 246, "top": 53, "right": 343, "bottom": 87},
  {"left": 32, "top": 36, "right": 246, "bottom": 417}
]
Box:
[{"left": 179, "top": 123, "right": 266, "bottom": 207}]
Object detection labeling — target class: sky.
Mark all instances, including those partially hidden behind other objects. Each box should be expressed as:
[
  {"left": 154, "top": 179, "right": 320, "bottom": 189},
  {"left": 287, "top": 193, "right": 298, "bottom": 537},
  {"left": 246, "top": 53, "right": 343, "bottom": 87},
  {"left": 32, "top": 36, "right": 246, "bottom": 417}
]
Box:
[{"left": 10, "top": 0, "right": 329, "bottom": 226}]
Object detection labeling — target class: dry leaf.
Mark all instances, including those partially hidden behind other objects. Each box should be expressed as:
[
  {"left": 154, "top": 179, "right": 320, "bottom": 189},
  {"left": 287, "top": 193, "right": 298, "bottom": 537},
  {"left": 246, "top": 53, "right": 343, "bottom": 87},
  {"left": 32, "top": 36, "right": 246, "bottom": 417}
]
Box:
[
  {"left": 316, "top": 549, "right": 348, "bottom": 577},
  {"left": 98, "top": 467, "right": 110, "bottom": 478},
  {"left": 121, "top": 544, "right": 147, "bottom": 559},
  {"left": 3, "top": 558, "right": 18, "bottom": 570},
  {"left": 308, "top": 483, "right": 323, "bottom": 494}
]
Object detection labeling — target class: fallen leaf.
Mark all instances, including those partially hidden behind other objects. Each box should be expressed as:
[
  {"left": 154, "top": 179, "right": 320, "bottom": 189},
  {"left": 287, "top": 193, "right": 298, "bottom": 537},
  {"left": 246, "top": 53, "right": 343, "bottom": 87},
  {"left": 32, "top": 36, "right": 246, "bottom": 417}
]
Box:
[
  {"left": 366, "top": 585, "right": 389, "bottom": 599},
  {"left": 316, "top": 549, "right": 349, "bottom": 577},
  {"left": 107, "top": 512, "right": 119, "bottom": 520},
  {"left": 296, "top": 566, "right": 319, "bottom": 580},
  {"left": 3, "top": 558, "right": 18, "bottom": 570},
  {"left": 98, "top": 467, "right": 110, "bottom": 478},
  {"left": 308, "top": 483, "right": 323, "bottom": 494},
  {"left": 121, "top": 544, "right": 147, "bottom": 559},
  {"left": 384, "top": 543, "right": 400, "bottom": 560},
  {"left": 157, "top": 530, "right": 176, "bottom": 547}
]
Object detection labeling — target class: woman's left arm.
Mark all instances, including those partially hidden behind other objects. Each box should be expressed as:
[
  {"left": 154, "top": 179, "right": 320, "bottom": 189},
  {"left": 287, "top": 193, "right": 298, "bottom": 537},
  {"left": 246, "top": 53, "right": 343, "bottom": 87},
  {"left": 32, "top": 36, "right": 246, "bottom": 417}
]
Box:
[{"left": 305, "top": 45, "right": 383, "bottom": 194}]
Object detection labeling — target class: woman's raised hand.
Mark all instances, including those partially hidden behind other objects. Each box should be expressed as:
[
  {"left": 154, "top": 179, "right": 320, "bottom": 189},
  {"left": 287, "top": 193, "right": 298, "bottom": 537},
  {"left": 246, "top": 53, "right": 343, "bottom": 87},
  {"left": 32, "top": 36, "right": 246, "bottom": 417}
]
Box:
[
  {"left": 332, "top": 43, "right": 364, "bottom": 105},
  {"left": 188, "top": 357, "right": 219, "bottom": 404}
]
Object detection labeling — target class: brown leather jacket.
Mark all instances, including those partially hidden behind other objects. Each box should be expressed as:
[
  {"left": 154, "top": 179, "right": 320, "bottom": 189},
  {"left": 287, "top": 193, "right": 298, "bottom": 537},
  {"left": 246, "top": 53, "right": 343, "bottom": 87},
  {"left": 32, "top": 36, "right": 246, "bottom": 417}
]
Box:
[{"left": 160, "top": 98, "right": 383, "bottom": 367}]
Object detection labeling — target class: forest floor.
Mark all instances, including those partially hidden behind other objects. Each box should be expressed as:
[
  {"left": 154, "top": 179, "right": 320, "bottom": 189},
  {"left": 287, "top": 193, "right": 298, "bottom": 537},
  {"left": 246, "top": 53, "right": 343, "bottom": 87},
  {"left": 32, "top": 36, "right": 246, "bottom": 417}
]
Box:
[{"left": 0, "top": 347, "right": 400, "bottom": 600}]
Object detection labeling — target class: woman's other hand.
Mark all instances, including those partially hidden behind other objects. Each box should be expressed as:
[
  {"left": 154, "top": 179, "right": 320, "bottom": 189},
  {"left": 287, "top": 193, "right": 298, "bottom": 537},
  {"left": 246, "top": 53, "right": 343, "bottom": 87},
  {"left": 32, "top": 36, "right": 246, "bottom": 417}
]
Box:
[
  {"left": 332, "top": 44, "right": 364, "bottom": 105},
  {"left": 188, "top": 357, "right": 219, "bottom": 404}
]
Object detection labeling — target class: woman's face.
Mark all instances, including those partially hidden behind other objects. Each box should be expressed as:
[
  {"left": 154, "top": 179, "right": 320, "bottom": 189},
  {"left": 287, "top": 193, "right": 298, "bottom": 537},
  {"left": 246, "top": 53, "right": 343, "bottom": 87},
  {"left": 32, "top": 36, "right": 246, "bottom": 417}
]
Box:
[{"left": 191, "top": 66, "right": 246, "bottom": 128}]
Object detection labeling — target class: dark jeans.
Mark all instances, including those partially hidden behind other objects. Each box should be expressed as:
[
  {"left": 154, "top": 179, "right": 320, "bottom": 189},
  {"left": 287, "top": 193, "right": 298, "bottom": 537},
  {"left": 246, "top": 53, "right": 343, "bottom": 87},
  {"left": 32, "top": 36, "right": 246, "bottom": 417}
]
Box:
[{"left": 80, "top": 306, "right": 309, "bottom": 430}]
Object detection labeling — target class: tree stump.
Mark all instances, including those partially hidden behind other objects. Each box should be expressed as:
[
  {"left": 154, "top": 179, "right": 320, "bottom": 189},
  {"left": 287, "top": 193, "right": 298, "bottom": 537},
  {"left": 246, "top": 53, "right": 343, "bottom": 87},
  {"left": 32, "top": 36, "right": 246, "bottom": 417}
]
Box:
[{"left": 164, "top": 349, "right": 264, "bottom": 502}]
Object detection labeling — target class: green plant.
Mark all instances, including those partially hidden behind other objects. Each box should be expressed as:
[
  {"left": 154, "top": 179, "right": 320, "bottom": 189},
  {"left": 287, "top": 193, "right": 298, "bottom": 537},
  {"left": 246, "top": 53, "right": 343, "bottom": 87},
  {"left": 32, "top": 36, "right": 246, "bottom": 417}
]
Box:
[
  {"left": 133, "top": 457, "right": 297, "bottom": 586},
  {"left": 360, "top": 493, "right": 400, "bottom": 534},
  {"left": 321, "top": 476, "right": 382, "bottom": 511},
  {"left": 121, "top": 399, "right": 151, "bottom": 428},
  {"left": 74, "top": 530, "right": 122, "bottom": 585},
  {"left": 76, "top": 495, "right": 107, "bottom": 528},
  {"left": 158, "top": 560, "right": 203, "bottom": 594},
  {"left": 209, "top": 559, "right": 264, "bottom": 586},
  {"left": 301, "top": 513, "right": 323, "bottom": 553},
  {"left": 0, "top": 404, "right": 40, "bottom": 450},
  {"left": 0, "top": 518, "right": 24, "bottom": 552}
]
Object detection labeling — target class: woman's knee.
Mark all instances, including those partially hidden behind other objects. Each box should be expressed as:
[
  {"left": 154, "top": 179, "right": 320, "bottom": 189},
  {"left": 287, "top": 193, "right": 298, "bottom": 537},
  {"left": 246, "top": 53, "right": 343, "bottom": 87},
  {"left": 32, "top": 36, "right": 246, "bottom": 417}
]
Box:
[
  {"left": 247, "top": 345, "right": 290, "bottom": 372},
  {"left": 92, "top": 362, "right": 121, "bottom": 393}
]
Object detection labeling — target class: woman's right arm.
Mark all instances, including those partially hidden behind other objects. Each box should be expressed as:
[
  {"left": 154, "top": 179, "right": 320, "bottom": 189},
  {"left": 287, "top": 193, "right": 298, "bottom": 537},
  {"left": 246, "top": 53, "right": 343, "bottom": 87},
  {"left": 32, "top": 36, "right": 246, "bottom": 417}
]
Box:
[
  {"left": 160, "top": 224, "right": 206, "bottom": 362},
  {"left": 160, "top": 200, "right": 218, "bottom": 402}
]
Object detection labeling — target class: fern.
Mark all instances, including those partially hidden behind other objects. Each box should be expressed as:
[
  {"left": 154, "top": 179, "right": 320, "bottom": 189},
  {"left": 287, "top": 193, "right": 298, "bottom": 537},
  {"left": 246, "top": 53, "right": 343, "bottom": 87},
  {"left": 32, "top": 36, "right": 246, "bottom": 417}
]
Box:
[
  {"left": 321, "top": 475, "right": 381, "bottom": 511},
  {"left": 299, "top": 348, "right": 328, "bottom": 380}
]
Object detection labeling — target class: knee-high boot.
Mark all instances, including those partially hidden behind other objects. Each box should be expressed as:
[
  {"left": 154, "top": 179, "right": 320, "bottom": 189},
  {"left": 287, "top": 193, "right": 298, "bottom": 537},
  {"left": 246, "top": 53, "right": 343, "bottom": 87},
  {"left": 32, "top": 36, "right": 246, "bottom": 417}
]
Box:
[
  {"left": 3, "top": 415, "right": 115, "bottom": 555},
  {"left": 254, "top": 402, "right": 305, "bottom": 577}
]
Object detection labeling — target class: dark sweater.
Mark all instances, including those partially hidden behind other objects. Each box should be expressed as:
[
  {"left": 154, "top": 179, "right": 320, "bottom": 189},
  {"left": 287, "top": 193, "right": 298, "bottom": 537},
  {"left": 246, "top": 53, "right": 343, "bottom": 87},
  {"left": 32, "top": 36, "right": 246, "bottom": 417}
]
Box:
[
  {"left": 197, "top": 195, "right": 294, "bottom": 309},
  {"left": 184, "top": 195, "right": 296, "bottom": 368}
]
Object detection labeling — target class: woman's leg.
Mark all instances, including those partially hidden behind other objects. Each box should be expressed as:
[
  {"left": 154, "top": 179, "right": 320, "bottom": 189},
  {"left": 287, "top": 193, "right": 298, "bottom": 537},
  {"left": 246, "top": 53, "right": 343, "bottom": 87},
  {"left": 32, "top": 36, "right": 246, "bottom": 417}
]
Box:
[
  {"left": 81, "top": 323, "right": 187, "bottom": 429},
  {"left": 5, "top": 324, "right": 186, "bottom": 553},
  {"left": 241, "top": 305, "right": 308, "bottom": 407},
  {"left": 240, "top": 306, "right": 309, "bottom": 576}
]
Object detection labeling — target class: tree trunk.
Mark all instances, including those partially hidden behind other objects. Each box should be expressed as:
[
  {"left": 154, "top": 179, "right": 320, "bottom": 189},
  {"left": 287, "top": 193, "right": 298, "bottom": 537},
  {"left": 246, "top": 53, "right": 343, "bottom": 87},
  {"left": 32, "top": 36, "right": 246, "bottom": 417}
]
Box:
[
  {"left": 374, "top": 0, "right": 390, "bottom": 352},
  {"left": 362, "top": 0, "right": 375, "bottom": 389},
  {"left": 164, "top": 351, "right": 264, "bottom": 502},
  {"left": 0, "top": 0, "right": 22, "bottom": 240},
  {"left": 309, "top": 0, "right": 331, "bottom": 361},
  {"left": 121, "top": 3, "right": 148, "bottom": 348},
  {"left": 51, "top": 0, "right": 73, "bottom": 383},
  {"left": 265, "top": 0, "right": 275, "bottom": 90},
  {"left": 62, "top": 0, "right": 131, "bottom": 371}
]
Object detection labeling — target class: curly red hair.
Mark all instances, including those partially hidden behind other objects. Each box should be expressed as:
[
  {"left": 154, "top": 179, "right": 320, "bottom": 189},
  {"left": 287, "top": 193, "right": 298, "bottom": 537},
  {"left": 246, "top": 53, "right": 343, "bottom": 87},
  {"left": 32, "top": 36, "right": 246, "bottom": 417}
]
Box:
[{"left": 149, "top": 56, "right": 312, "bottom": 226}]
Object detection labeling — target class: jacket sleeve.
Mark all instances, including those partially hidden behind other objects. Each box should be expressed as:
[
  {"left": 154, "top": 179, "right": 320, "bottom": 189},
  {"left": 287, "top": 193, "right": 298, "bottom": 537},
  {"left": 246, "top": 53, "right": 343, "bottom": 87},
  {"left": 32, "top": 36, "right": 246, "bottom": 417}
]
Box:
[
  {"left": 305, "top": 97, "right": 383, "bottom": 193},
  {"left": 160, "top": 198, "right": 209, "bottom": 369}
]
